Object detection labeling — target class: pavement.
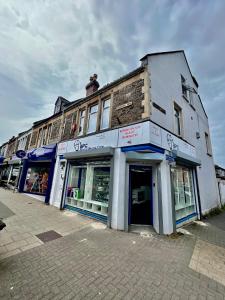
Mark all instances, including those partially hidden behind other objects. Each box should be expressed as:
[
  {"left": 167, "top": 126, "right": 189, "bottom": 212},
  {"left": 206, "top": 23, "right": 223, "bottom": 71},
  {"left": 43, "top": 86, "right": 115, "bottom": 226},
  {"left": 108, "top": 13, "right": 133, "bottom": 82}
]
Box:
[{"left": 1, "top": 189, "right": 225, "bottom": 299}]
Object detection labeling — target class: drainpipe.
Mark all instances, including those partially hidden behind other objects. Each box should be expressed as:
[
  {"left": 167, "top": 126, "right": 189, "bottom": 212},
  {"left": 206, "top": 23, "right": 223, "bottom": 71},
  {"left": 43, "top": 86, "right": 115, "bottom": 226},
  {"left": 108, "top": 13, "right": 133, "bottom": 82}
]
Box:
[{"left": 194, "top": 169, "right": 202, "bottom": 219}]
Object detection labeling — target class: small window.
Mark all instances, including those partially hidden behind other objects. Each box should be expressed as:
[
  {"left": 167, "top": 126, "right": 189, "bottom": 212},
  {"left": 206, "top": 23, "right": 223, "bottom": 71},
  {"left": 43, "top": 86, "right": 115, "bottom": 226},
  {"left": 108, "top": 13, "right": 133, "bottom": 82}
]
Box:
[
  {"left": 181, "top": 75, "right": 188, "bottom": 99},
  {"left": 174, "top": 104, "right": 182, "bottom": 136},
  {"left": 100, "top": 99, "right": 110, "bottom": 130},
  {"left": 205, "top": 132, "right": 212, "bottom": 155},
  {"left": 78, "top": 110, "right": 86, "bottom": 136},
  {"left": 87, "top": 104, "right": 98, "bottom": 133}
]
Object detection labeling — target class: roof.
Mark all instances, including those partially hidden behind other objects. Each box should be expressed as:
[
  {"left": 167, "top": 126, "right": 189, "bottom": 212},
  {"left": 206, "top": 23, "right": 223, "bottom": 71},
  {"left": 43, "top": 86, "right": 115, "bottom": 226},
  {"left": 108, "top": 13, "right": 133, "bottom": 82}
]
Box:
[
  {"left": 140, "top": 50, "right": 199, "bottom": 88},
  {"left": 140, "top": 50, "right": 210, "bottom": 118},
  {"left": 64, "top": 66, "right": 145, "bottom": 113},
  {"left": 215, "top": 164, "right": 225, "bottom": 171}
]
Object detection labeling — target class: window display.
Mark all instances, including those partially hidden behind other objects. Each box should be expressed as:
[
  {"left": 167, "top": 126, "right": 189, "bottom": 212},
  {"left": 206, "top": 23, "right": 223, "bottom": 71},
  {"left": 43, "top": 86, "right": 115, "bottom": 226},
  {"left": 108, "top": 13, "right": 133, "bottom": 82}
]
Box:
[
  {"left": 171, "top": 165, "right": 196, "bottom": 221},
  {"left": 65, "top": 163, "right": 110, "bottom": 217},
  {"left": 24, "top": 164, "right": 50, "bottom": 195}
]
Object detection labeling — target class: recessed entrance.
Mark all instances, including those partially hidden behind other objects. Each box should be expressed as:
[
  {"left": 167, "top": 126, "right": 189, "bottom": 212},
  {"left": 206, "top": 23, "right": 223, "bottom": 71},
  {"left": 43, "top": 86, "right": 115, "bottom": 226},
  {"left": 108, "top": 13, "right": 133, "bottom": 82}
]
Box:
[{"left": 129, "top": 166, "right": 152, "bottom": 225}]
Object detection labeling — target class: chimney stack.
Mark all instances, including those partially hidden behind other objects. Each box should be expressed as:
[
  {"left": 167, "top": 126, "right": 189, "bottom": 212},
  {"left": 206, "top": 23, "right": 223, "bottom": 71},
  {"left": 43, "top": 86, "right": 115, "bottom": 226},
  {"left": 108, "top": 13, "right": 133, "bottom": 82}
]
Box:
[{"left": 85, "top": 74, "right": 99, "bottom": 96}]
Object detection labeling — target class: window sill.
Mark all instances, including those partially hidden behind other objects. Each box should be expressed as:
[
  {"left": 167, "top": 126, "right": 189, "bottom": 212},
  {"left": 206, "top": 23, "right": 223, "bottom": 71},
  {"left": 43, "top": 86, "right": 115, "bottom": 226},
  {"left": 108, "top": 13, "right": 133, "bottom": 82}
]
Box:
[
  {"left": 190, "top": 104, "right": 196, "bottom": 111},
  {"left": 182, "top": 95, "right": 189, "bottom": 102}
]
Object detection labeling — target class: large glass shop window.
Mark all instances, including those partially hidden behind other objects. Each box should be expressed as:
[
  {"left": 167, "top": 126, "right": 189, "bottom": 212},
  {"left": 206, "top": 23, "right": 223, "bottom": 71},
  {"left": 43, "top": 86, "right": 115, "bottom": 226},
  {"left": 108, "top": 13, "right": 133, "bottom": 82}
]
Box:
[
  {"left": 65, "top": 163, "right": 110, "bottom": 216},
  {"left": 171, "top": 166, "right": 196, "bottom": 221},
  {"left": 24, "top": 164, "right": 51, "bottom": 195}
]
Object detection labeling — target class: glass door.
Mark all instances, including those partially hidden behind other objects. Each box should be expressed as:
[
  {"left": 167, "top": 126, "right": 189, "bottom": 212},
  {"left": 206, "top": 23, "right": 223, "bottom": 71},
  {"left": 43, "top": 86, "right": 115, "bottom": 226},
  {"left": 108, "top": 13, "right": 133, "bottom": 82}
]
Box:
[{"left": 129, "top": 166, "right": 152, "bottom": 225}]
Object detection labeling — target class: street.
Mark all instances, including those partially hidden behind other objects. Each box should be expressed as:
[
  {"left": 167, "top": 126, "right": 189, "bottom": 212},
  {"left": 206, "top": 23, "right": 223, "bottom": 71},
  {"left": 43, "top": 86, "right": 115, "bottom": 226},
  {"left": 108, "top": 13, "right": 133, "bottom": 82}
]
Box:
[{"left": 1, "top": 189, "right": 225, "bottom": 299}]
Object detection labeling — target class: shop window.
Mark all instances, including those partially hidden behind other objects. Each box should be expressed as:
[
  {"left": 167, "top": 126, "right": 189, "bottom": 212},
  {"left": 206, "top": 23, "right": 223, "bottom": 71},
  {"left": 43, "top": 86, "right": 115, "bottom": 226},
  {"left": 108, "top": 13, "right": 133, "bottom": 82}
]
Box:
[
  {"left": 174, "top": 104, "right": 182, "bottom": 136},
  {"left": 24, "top": 164, "right": 51, "bottom": 195},
  {"left": 171, "top": 166, "right": 196, "bottom": 222},
  {"left": 66, "top": 166, "right": 86, "bottom": 200},
  {"left": 78, "top": 110, "right": 86, "bottom": 136},
  {"left": 87, "top": 104, "right": 98, "bottom": 134},
  {"left": 100, "top": 99, "right": 110, "bottom": 130},
  {"left": 65, "top": 163, "right": 110, "bottom": 217}
]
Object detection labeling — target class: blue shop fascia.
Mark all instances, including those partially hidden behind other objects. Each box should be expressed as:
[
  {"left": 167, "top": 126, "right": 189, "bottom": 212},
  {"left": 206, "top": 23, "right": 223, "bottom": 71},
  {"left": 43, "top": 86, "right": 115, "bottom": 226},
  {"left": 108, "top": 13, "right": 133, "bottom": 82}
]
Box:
[{"left": 18, "top": 144, "right": 56, "bottom": 204}]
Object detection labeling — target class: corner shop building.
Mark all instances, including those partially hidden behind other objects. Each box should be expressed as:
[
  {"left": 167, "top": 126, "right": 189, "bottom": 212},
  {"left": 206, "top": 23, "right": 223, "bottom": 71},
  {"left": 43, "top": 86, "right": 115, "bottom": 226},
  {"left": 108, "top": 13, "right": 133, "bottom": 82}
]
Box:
[{"left": 50, "top": 120, "right": 201, "bottom": 235}]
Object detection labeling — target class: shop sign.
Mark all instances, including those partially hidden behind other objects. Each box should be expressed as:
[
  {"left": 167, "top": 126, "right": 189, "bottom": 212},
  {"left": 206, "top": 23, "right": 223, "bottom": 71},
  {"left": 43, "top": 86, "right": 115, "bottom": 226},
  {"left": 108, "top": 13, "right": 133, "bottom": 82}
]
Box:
[
  {"left": 16, "top": 150, "right": 26, "bottom": 159},
  {"left": 118, "top": 122, "right": 149, "bottom": 147},
  {"left": 161, "top": 130, "right": 196, "bottom": 158},
  {"left": 64, "top": 130, "right": 118, "bottom": 154},
  {"left": 57, "top": 142, "right": 68, "bottom": 155},
  {"left": 149, "top": 121, "right": 196, "bottom": 158}
]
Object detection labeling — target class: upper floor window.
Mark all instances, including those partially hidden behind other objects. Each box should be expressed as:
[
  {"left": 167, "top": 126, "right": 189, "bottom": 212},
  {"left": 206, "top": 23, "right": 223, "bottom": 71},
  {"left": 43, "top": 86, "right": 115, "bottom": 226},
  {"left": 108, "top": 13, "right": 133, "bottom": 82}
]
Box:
[
  {"left": 42, "top": 127, "right": 48, "bottom": 145},
  {"left": 100, "top": 98, "right": 110, "bottom": 130},
  {"left": 37, "top": 128, "right": 43, "bottom": 147},
  {"left": 87, "top": 104, "right": 98, "bottom": 134},
  {"left": 181, "top": 75, "right": 188, "bottom": 99},
  {"left": 78, "top": 110, "right": 86, "bottom": 136},
  {"left": 47, "top": 124, "right": 52, "bottom": 143},
  {"left": 205, "top": 132, "right": 212, "bottom": 155},
  {"left": 174, "top": 104, "right": 182, "bottom": 136}
]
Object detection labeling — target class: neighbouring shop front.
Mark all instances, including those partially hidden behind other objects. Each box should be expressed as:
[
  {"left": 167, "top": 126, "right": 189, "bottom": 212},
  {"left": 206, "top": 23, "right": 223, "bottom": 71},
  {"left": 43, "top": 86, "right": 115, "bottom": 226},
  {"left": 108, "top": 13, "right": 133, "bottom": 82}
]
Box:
[
  {"left": 0, "top": 157, "right": 11, "bottom": 187},
  {"left": 18, "top": 144, "right": 56, "bottom": 203},
  {"left": 50, "top": 120, "right": 201, "bottom": 234},
  {"left": 6, "top": 156, "right": 23, "bottom": 189}
]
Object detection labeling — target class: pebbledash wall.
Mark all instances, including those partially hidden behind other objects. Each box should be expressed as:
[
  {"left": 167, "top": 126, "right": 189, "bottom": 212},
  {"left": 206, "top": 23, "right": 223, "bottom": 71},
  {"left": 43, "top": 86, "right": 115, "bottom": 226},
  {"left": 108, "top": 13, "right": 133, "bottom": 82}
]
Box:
[{"left": 50, "top": 119, "right": 202, "bottom": 234}]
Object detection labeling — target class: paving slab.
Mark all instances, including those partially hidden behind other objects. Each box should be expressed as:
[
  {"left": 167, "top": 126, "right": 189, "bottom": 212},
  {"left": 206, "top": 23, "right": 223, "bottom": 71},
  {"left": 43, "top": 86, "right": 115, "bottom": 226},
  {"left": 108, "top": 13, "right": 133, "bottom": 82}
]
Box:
[{"left": 0, "top": 188, "right": 94, "bottom": 260}]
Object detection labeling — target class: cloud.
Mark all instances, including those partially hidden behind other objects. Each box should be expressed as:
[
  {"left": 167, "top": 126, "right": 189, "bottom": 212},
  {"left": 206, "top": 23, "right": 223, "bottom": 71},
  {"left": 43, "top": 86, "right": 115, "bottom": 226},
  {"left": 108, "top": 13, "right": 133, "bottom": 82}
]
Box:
[{"left": 0, "top": 0, "right": 224, "bottom": 166}]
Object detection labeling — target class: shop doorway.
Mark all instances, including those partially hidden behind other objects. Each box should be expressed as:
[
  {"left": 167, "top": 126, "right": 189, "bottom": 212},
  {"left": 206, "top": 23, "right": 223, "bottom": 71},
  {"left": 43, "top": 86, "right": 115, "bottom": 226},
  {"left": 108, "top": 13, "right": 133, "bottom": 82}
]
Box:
[{"left": 129, "top": 166, "right": 152, "bottom": 225}]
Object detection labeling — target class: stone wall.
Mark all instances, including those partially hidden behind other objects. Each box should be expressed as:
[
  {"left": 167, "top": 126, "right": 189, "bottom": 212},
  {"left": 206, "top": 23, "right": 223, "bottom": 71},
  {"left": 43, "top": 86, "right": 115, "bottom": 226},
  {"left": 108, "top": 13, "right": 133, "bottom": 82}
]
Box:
[
  {"left": 61, "top": 112, "right": 77, "bottom": 141},
  {"left": 111, "top": 79, "right": 145, "bottom": 127}
]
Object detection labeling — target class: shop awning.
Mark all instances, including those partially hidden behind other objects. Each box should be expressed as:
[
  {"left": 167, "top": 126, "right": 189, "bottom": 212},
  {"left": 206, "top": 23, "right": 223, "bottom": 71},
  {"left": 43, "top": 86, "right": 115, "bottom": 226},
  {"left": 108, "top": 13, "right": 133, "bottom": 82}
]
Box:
[
  {"left": 27, "top": 144, "right": 56, "bottom": 161},
  {"left": 126, "top": 152, "right": 164, "bottom": 162},
  {"left": 64, "top": 147, "right": 114, "bottom": 159},
  {"left": 174, "top": 150, "right": 201, "bottom": 166},
  {"left": 121, "top": 143, "right": 165, "bottom": 154}
]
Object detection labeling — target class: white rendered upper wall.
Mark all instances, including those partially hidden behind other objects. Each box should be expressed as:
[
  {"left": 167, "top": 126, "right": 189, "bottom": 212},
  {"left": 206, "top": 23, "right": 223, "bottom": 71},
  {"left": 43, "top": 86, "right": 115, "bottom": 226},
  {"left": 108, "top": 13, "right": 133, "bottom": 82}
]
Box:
[{"left": 144, "top": 51, "right": 219, "bottom": 211}]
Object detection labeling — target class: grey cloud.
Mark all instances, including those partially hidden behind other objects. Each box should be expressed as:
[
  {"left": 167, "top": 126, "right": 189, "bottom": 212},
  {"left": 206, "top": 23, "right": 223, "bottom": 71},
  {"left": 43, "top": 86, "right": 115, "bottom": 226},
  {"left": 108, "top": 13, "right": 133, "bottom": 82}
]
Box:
[{"left": 0, "top": 0, "right": 225, "bottom": 167}]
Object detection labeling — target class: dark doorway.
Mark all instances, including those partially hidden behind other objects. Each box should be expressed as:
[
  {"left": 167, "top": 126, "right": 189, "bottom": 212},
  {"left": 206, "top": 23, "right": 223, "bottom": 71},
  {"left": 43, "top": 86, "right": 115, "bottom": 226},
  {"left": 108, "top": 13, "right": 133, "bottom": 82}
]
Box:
[{"left": 129, "top": 166, "right": 152, "bottom": 225}]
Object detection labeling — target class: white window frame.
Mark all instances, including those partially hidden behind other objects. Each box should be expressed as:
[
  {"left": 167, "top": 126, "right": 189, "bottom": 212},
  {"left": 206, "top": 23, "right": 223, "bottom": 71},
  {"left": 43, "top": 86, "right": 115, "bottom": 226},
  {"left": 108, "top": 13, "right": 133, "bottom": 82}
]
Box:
[
  {"left": 174, "top": 103, "right": 182, "bottom": 137},
  {"left": 78, "top": 110, "right": 86, "bottom": 136},
  {"left": 100, "top": 98, "right": 110, "bottom": 130},
  {"left": 87, "top": 104, "right": 98, "bottom": 134}
]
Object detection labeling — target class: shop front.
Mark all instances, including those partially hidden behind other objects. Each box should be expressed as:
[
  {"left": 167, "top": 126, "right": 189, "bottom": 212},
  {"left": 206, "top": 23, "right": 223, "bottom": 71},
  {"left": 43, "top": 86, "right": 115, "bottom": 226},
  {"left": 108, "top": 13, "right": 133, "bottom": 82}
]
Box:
[
  {"left": 50, "top": 120, "right": 201, "bottom": 234},
  {"left": 63, "top": 155, "right": 113, "bottom": 223},
  {"left": 18, "top": 144, "right": 56, "bottom": 203},
  {"left": 7, "top": 156, "right": 23, "bottom": 189},
  {"left": 0, "top": 158, "right": 12, "bottom": 187}
]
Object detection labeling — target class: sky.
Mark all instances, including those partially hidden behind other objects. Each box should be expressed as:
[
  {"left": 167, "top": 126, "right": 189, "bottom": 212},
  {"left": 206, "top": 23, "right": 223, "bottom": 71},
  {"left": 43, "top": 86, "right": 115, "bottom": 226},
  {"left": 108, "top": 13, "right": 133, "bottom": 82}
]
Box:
[{"left": 0, "top": 0, "right": 224, "bottom": 166}]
